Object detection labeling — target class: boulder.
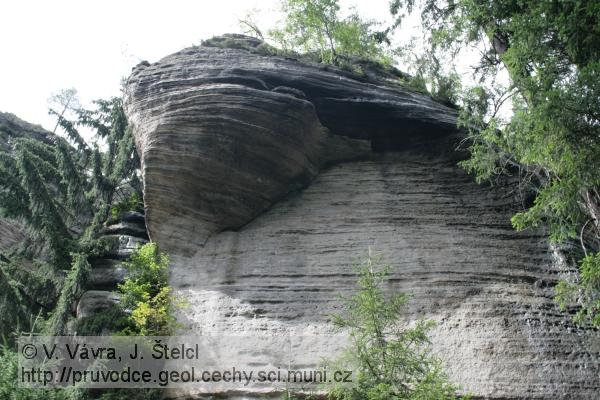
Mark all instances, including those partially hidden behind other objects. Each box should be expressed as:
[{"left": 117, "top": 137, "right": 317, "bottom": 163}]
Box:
[
  {"left": 76, "top": 290, "right": 120, "bottom": 319},
  {"left": 88, "top": 259, "right": 127, "bottom": 289},
  {"left": 101, "top": 220, "right": 148, "bottom": 239},
  {"left": 101, "top": 234, "right": 148, "bottom": 259}
]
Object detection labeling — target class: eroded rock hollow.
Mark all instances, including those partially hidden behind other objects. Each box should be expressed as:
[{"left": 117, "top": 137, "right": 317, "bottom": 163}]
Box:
[{"left": 124, "top": 35, "right": 600, "bottom": 399}]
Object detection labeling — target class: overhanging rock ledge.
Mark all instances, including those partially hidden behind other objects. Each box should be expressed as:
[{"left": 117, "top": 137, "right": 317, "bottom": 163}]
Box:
[{"left": 124, "top": 34, "right": 600, "bottom": 399}]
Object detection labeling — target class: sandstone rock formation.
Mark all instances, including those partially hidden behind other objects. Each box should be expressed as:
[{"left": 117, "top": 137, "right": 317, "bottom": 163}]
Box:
[
  {"left": 124, "top": 35, "right": 600, "bottom": 399},
  {"left": 76, "top": 211, "right": 149, "bottom": 324},
  {"left": 124, "top": 35, "right": 455, "bottom": 254}
]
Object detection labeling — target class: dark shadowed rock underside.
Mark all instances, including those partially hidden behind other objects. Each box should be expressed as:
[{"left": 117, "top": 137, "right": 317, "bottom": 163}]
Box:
[{"left": 124, "top": 35, "right": 600, "bottom": 399}]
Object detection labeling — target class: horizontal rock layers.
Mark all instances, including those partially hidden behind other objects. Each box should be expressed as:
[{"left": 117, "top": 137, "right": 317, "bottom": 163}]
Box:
[
  {"left": 76, "top": 212, "right": 149, "bottom": 323},
  {"left": 124, "top": 35, "right": 600, "bottom": 398},
  {"left": 124, "top": 35, "right": 455, "bottom": 253},
  {"left": 170, "top": 147, "right": 600, "bottom": 399}
]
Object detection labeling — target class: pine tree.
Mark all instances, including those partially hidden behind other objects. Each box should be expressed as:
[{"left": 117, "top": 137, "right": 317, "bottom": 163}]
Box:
[
  {"left": 327, "top": 252, "right": 462, "bottom": 399},
  {"left": 0, "top": 91, "right": 141, "bottom": 335}
]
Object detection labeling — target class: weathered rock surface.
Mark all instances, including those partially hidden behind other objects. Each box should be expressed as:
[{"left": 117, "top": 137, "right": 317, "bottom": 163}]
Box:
[
  {"left": 100, "top": 220, "right": 149, "bottom": 239},
  {"left": 101, "top": 234, "right": 148, "bottom": 259},
  {"left": 124, "top": 35, "right": 600, "bottom": 399},
  {"left": 77, "top": 290, "right": 120, "bottom": 319},
  {"left": 124, "top": 34, "right": 453, "bottom": 254},
  {"left": 88, "top": 259, "right": 127, "bottom": 289},
  {"left": 0, "top": 111, "right": 53, "bottom": 151},
  {"left": 76, "top": 211, "right": 149, "bottom": 326}
]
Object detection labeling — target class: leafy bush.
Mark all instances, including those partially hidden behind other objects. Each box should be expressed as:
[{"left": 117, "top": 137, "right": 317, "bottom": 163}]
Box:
[
  {"left": 73, "top": 308, "right": 131, "bottom": 336},
  {"left": 118, "top": 243, "right": 181, "bottom": 335},
  {"left": 326, "top": 252, "right": 464, "bottom": 399}
]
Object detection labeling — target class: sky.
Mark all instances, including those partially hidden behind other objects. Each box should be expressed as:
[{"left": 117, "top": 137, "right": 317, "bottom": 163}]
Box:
[{"left": 0, "top": 0, "right": 429, "bottom": 133}]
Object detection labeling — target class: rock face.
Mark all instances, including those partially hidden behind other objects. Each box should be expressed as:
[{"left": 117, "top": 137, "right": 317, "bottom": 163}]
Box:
[
  {"left": 76, "top": 211, "right": 149, "bottom": 328},
  {"left": 0, "top": 111, "right": 53, "bottom": 152},
  {"left": 124, "top": 35, "right": 600, "bottom": 399},
  {"left": 124, "top": 35, "right": 455, "bottom": 254}
]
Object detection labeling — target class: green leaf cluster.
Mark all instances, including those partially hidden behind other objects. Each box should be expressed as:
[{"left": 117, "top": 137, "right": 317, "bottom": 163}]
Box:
[
  {"left": 110, "top": 192, "right": 142, "bottom": 219},
  {"left": 0, "top": 342, "right": 160, "bottom": 400},
  {"left": 269, "top": 0, "right": 391, "bottom": 66},
  {"left": 556, "top": 251, "right": 600, "bottom": 327},
  {"left": 0, "top": 343, "right": 83, "bottom": 400},
  {"left": 117, "top": 243, "right": 181, "bottom": 336}
]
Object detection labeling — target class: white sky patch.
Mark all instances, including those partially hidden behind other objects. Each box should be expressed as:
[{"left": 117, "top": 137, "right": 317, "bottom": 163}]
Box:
[
  {"left": 1, "top": 0, "right": 273, "bottom": 131},
  {"left": 1, "top": 0, "right": 508, "bottom": 135}
]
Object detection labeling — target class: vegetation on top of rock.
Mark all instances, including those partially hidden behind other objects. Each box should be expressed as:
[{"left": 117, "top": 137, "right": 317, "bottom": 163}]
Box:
[
  {"left": 230, "top": 0, "right": 600, "bottom": 331},
  {"left": 238, "top": 0, "right": 600, "bottom": 329},
  {"left": 268, "top": 0, "right": 392, "bottom": 67},
  {"left": 110, "top": 192, "right": 143, "bottom": 219},
  {"left": 73, "top": 243, "right": 179, "bottom": 336}
]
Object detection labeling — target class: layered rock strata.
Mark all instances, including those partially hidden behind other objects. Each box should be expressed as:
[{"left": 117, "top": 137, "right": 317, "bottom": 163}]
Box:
[
  {"left": 124, "top": 35, "right": 455, "bottom": 253},
  {"left": 124, "top": 35, "right": 600, "bottom": 399},
  {"left": 76, "top": 212, "right": 148, "bottom": 321}
]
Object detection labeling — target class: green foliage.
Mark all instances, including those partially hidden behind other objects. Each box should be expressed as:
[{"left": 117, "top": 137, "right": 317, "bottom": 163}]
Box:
[
  {"left": 0, "top": 93, "right": 142, "bottom": 334},
  {"left": 118, "top": 243, "right": 180, "bottom": 335},
  {"left": 390, "top": 0, "right": 600, "bottom": 327},
  {"left": 0, "top": 344, "right": 82, "bottom": 400},
  {"left": 110, "top": 192, "right": 142, "bottom": 218},
  {"left": 46, "top": 253, "right": 90, "bottom": 335},
  {"left": 0, "top": 256, "right": 58, "bottom": 331},
  {"left": 269, "top": 0, "right": 391, "bottom": 66},
  {"left": 0, "top": 137, "right": 75, "bottom": 264},
  {"left": 397, "top": 43, "right": 461, "bottom": 105},
  {"left": 326, "top": 252, "right": 463, "bottom": 399},
  {"left": 73, "top": 307, "right": 130, "bottom": 336},
  {"left": 1, "top": 95, "right": 140, "bottom": 266},
  {"left": 0, "top": 343, "right": 158, "bottom": 400},
  {"left": 0, "top": 88, "right": 153, "bottom": 398},
  {"left": 556, "top": 252, "right": 600, "bottom": 327},
  {"left": 0, "top": 267, "right": 28, "bottom": 341}
]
